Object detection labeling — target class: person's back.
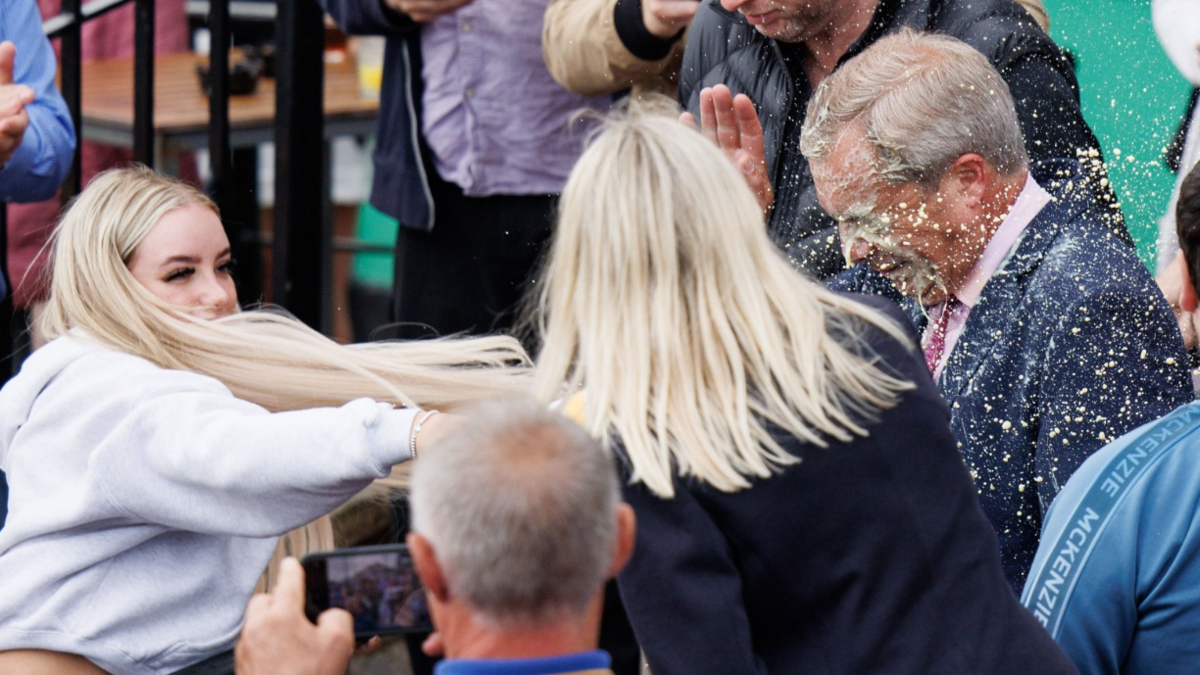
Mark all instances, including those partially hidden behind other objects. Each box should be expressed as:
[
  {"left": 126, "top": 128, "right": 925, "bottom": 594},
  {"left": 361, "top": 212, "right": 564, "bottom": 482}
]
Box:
[
  {"left": 533, "top": 101, "right": 1077, "bottom": 675},
  {"left": 616, "top": 295, "right": 1076, "bottom": 674}
]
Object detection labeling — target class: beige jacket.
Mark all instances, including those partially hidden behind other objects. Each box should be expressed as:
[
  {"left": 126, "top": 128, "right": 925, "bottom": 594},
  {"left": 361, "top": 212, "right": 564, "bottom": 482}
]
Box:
[
  {"left": 543, "top": 0, "right": 1048, "bottom": 99},
  {"left": 543, "top": 0, "right": 686, "bottom": 97}
]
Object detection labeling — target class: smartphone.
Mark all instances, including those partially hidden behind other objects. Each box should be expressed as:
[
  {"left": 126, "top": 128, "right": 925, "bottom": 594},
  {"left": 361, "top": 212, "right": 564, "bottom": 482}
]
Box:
[{"left": 301, "top": 544, "right": 433, "bottom": 637}]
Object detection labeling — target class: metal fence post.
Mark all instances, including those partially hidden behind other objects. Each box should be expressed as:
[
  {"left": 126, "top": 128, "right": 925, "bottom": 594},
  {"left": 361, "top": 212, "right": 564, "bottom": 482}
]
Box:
[
  {"left": 273, "top": 0, "right": 327, "bottom": 331},
  {"left": 207, "top": 0, "right": 232, "bottom": 218},
  {"left": 59, "top": 0, "right": 83, "bottom": 197},
  {"left": 132, "top": 0, "right": 154, "bottom": 166}
]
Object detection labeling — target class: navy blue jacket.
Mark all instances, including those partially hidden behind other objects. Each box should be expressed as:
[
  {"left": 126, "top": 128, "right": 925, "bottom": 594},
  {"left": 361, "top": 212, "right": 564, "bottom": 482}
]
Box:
[
  {"left": 836, "top": 160, "right": 1192, "bottom": 590},
  {"left": 617, "top": 296, "right": 1079, "bottom": 675},
  {"left": 319, "top": 0, "right": 437, "bottom": 231}
]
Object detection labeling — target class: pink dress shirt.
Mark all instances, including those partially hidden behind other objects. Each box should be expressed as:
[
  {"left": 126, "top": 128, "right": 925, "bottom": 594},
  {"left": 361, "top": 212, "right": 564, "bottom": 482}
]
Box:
[{"left": 924, "top": 174, "right": 1052, "bottom": 380}]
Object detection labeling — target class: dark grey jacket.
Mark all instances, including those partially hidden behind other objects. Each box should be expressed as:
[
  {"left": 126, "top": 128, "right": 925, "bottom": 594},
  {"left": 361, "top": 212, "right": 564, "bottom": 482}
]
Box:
[
  {"left": 320, "top": 0, "right": 436, "bottom": 232},
  {"left": 680, "top": 0, "right": 1117, "bottom": 278}
]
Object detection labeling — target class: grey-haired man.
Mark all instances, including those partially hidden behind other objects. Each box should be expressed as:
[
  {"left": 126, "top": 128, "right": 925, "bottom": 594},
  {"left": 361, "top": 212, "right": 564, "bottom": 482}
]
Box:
[{"left": 236, "top": 397, "right": 636, "bottom": 675}]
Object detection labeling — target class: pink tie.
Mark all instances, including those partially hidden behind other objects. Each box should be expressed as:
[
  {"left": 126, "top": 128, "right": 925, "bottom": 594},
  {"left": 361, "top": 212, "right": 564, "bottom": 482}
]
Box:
[{"left": 924, "top": 295, "right": 961, "bottom": 374}]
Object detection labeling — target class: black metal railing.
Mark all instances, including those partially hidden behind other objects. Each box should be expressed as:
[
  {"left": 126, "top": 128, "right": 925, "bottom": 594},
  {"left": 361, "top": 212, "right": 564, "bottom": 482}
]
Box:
[
  {"left": 273, "top": 0, "right": 327, "bottom": 332},
  {"left": 207, "top": 0, "right": 230, "bottom": 215},
  {"left": 46, "top": 0, "right": 157, "bottom": 180},
  {"left": 0, "top": 0, "right": 332, "bottom": 383}
]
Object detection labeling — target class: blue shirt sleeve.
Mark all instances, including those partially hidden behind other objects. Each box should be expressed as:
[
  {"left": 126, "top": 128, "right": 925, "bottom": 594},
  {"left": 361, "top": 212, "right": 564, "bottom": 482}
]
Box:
[{"left": 0, "top": 0, "right": 76, "bottom": 203}]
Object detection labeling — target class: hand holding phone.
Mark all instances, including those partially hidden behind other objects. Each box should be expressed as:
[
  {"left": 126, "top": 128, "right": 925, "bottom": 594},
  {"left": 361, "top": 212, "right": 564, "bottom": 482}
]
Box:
[
  {"left": 236, "top": 558, "right": 356, "bottom": 675},
  {"left": 302, "top": 544, "right": 434, "bottom": 639}
]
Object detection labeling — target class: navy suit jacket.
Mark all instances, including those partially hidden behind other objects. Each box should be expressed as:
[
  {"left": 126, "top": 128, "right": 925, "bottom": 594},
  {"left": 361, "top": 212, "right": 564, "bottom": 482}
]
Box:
[{"left": 835, "top": 160, "right": 1193, "bottom": 590}]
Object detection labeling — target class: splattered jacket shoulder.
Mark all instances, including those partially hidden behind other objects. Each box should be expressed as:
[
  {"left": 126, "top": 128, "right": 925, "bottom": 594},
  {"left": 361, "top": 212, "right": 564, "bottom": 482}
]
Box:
[{"left": 939, "top": 158, "right": 1192, "bottom": 591}]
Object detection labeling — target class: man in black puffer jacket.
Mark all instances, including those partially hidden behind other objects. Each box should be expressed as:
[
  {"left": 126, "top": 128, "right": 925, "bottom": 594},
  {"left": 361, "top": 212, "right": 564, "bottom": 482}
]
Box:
[{"left": 682, "top": 0, "right": 1123, "bottom": 278}]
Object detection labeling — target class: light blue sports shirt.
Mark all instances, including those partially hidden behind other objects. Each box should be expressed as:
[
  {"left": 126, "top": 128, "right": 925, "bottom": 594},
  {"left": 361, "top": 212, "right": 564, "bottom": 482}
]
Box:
[{"left": 1022, "top": 402, "right": 1200, "bottom": 674}]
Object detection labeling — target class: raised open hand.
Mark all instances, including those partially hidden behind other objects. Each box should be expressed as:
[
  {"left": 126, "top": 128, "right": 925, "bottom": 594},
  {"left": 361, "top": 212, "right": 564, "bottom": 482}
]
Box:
[{"left": 681, "top": 85, "right": 774, "bottom": 215}]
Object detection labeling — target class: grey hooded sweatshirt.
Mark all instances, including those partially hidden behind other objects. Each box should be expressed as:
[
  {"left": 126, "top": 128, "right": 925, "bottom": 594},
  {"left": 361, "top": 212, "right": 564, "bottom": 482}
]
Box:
[{"left": 0, "top": 335, "right": 416, "bottom": 674}]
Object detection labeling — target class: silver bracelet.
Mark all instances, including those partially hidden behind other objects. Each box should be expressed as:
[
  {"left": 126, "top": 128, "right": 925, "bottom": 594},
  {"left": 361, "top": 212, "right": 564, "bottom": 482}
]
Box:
[{"left": 408, "top": 409, "right": 440, "bottom": 459}]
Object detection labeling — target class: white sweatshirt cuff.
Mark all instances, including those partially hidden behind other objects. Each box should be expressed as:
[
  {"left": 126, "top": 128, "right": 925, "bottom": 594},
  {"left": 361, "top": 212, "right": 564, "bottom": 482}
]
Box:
[{"left": 361, "top": 401, "right": 419, "bottom": 474}]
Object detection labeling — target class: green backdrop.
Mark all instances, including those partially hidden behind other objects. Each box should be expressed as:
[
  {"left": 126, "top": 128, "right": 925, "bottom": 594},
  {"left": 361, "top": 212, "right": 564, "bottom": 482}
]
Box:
[{"left": 1044, "top": 0, "right": 1192, "bottom": 269}]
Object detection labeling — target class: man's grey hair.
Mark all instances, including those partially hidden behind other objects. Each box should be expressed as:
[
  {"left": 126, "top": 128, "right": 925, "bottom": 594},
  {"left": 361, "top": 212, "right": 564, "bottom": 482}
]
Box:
[
  {"left": 800, "top": 29, "right": 1029, "bottom": 186},
  {"left": 409, "top": 396, "right": 620, "bottom": 626}
]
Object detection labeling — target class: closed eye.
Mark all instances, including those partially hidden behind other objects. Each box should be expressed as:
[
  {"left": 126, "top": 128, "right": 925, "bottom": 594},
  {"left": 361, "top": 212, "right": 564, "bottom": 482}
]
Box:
[{"left": 164, "top": 267, "right": 195, "bottom": 282}]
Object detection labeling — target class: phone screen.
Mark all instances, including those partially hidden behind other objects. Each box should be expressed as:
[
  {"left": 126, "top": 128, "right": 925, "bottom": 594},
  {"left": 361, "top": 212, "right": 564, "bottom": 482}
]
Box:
[{"left": 302, "top": 545, "right": 433, "bottom": 636}]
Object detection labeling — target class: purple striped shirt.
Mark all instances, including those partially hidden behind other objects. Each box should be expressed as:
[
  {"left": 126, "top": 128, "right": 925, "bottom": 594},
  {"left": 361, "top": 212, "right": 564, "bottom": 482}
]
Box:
[{"left": 420, "top": 0, "right": 612, "bottom": 197}]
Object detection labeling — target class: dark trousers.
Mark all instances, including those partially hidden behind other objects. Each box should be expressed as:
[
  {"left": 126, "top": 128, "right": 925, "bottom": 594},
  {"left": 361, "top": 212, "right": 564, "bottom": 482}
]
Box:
[{"left": 392, "top": 176, "right": 555, "bottom": 339}]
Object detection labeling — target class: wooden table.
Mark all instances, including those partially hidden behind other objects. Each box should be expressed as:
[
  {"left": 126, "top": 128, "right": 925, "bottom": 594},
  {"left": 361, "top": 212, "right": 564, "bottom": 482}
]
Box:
[{"left": 80, "top": 51, "right": 379, "bottom": 156}]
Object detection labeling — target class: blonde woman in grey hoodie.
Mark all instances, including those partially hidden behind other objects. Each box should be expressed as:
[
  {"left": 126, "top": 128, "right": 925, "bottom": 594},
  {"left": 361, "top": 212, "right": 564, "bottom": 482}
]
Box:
[{"left": 0, "top": 167, "right": 528, "bottom": 675}]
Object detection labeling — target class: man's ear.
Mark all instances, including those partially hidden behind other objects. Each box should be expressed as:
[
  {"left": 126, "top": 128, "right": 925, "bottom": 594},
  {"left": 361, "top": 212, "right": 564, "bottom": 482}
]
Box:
[
  {"left": 407, "top": 532, "right": 449, "bottom": 603},
  {"left": 947, "top": 153, "right": 988, "bottom": 205},
  {"left": 608, "top": 504, "right": 637, "bottom": 578},
  {"left": 1179, "top": 253, "right": 1198, "bottom": 313}
]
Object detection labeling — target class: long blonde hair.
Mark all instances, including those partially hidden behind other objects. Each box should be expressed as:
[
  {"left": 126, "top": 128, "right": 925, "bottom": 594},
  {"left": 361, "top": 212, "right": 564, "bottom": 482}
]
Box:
[
  {"left": 37, "top": 167, "right": 530, "bottom": 586},
  {"left": 532, "top": 100, "right": 914, "bottom": 498}
]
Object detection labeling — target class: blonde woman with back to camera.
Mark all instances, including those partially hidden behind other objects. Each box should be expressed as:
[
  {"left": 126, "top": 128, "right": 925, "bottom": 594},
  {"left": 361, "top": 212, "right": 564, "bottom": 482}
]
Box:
[
  {"left": 532, "top": 101, "right": 1078, "bottom": 675},
  {"left": 0, "top": 167, "right": 529, "bottom": 675}
]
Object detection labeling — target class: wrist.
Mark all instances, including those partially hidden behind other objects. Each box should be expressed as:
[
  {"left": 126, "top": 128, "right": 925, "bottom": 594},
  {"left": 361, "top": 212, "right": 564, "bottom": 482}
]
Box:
[
  {"left": 641, "top": 10, "right": 676, "bottom": 38},
  {"left": 409, "top": 409, "right": 441, "bottom": 458},
  {"left": 615, "top": 0, "right": 686, "bottom": 61}
]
